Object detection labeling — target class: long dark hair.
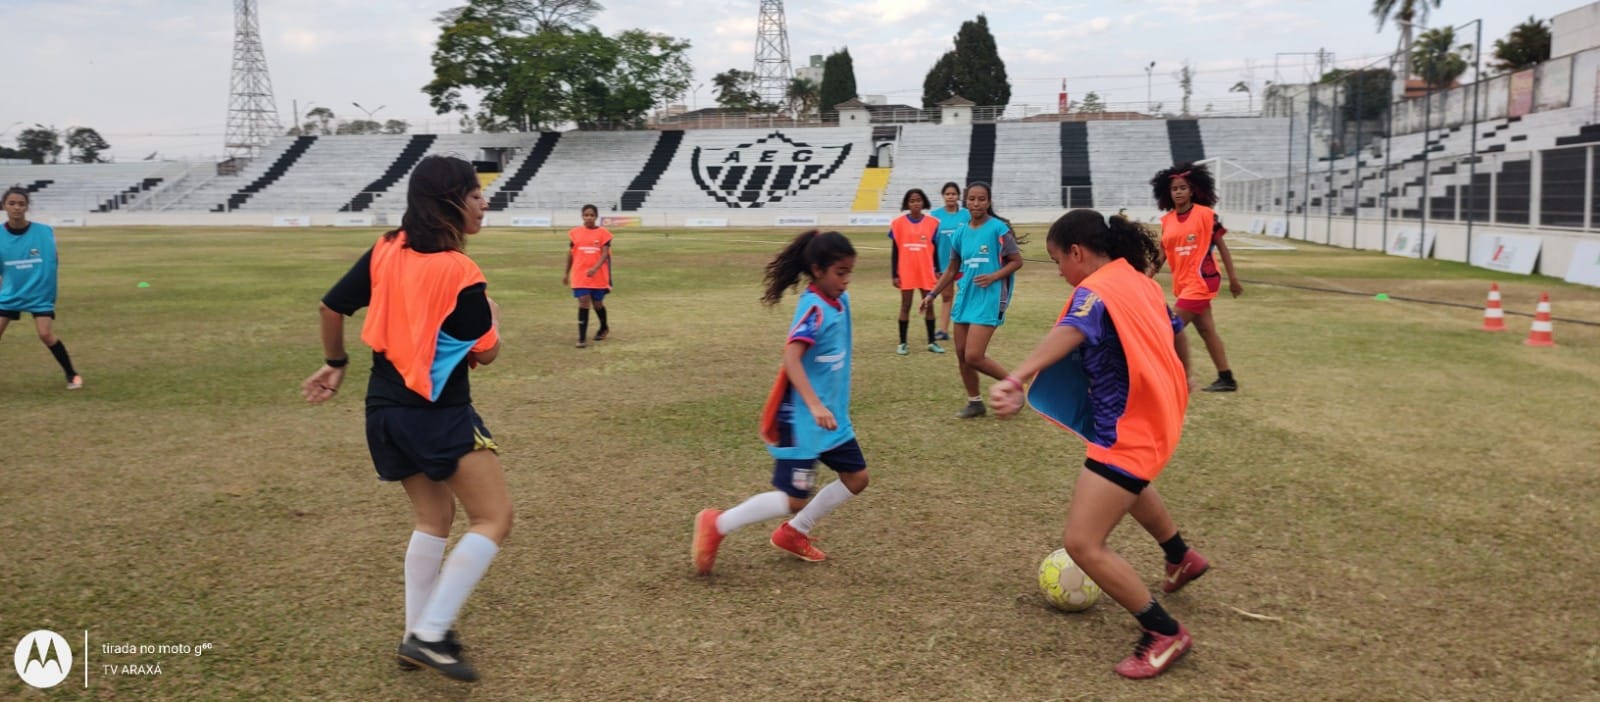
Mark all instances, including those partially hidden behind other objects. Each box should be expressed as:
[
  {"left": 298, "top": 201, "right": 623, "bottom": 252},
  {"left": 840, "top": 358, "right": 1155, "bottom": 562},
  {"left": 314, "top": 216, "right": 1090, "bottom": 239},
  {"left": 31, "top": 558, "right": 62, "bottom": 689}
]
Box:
[
  {"left": 940, "top": 181, "right": 961, "bottom": 205},
  {"left": 964, "top": 181, "right": 1028, "bottom": 245},
  {"left": 1047, "top": 209, "right": 1163, "bottom": 273},
  {"left": 900, "top": 188, "right": 930, "bottom": 212},
  {"left": 1150, "top": 162, "right": 1217, "bottom": 211},
  {"left": 762, "top": 230, "right": 856, "bottom": 305},
  {"left": 389, "top": 155, "right": 479, "bottom": 253}
]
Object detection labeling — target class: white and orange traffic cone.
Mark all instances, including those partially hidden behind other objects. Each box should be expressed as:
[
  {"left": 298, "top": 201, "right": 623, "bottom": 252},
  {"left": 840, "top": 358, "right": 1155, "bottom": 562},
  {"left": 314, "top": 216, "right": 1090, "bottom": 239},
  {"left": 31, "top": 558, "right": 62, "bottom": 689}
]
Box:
[
  {"left": 1525, "top": 292, "right": 1556, "bottom": 347},
  {"left": 1481, "top": 283, "right": 1506, "bottom": 332}
]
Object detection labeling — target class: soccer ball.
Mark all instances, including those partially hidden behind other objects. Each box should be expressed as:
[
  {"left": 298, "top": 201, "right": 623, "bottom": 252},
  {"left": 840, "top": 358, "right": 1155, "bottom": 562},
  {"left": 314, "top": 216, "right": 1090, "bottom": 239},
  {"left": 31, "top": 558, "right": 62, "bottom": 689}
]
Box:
[{"left": 1038, "top": 548, "right": 1102, "bottom": 612}]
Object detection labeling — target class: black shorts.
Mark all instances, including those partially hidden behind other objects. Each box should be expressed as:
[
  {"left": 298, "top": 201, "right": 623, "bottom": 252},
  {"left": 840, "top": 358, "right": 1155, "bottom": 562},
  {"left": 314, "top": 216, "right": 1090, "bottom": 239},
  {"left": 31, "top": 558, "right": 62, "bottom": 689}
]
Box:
[
  {"left": 1085, "top": 458, "right": 1150, "bottom": 495},
  {"left": 366, "top": 404, "right": 498, "bottom": 482},
  {"left": 0, "top": 310, "right": 54, "bottom": 320}
]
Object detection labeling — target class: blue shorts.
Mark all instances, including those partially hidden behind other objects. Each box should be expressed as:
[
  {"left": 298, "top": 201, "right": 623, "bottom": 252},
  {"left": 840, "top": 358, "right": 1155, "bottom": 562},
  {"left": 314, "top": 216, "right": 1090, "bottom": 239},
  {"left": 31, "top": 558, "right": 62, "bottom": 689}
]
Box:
[
  {"left": 572, "top": 288, "right": 609, "bottom": 302},
  {"left": 769, "top": 411, "right": 867, "bottom": 498},
  {"left": 366, "top": 404, "right": 498, "bottom": 482},
  {"left": 772, "top": 440, "right": 867, "bottom": 499}
]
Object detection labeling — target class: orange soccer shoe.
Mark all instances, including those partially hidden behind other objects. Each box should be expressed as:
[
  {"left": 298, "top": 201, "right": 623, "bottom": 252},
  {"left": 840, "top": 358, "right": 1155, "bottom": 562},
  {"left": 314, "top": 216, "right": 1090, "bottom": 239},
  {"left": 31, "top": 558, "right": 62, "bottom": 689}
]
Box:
[
  {"left": 769, "top": 521, "right": 826, "bottom": 562},
  {"left": 692, "top": 509, "right": 725, "bottom": 575}
]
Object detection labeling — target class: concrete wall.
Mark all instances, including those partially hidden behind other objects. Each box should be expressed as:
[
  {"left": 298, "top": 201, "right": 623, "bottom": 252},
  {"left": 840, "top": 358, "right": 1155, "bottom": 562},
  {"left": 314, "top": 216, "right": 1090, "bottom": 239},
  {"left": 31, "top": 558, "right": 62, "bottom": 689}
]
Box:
[
  {"left": 1554, "top": 2, "right": 1600, "bottom": 58},
  {"left": 1282, "top": 214, "right": 1600, "bottom": 278}
]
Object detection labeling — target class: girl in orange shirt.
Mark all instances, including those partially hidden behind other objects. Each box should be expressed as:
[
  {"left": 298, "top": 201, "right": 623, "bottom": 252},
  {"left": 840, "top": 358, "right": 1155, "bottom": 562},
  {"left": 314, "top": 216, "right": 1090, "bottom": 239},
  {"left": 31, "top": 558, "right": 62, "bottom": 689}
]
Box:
[
  {"left": 888, "top": 188, "right": 945, "bottom": 355},
  {"left": 991, "top": 210, "right": 1210, "bottom": 680},
  {"left": 1151, "top": 163, "right": 1241, "bottom": 392},
  {"left": 564, "top": 204, "right": 613, "bottom": 348}
]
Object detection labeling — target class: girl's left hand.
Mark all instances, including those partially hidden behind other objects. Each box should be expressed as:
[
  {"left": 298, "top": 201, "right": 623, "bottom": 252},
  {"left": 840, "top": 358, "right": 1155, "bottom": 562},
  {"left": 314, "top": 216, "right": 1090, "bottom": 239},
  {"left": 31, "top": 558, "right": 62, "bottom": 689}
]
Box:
[
  {"left": 301, "top": 365, "right": 345, "bottom": 404},
  {"left": 974, "top": 273, "right": 996, "bottom": 288},
  {"left": 988, "top": 381, "right": 1024, "bottom": 419},
  {"left": 1229, "top": 280, "right": 1244, "bottom": 298}
]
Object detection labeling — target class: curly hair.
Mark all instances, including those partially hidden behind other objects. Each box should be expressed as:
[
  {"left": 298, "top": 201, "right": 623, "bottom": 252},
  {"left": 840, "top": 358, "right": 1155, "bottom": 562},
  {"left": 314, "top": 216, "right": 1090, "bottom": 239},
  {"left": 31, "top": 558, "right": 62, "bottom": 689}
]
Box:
[{"left": 1150, "top": 162, "right": 1217, "bottom": 211}]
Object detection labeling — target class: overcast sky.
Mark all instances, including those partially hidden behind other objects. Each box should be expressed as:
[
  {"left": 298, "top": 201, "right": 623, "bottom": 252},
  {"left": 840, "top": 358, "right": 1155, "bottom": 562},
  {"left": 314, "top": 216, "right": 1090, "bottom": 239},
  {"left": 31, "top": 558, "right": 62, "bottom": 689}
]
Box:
[{"left": 7, "top": 0, "right": 1570, "bottom": 161}]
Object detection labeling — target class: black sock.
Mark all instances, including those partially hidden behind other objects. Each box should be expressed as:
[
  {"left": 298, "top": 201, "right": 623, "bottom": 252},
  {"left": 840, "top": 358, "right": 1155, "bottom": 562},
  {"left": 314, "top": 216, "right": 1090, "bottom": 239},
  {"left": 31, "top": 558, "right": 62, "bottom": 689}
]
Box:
[
  {"left": 1159, "top": 532, "right": 1189, "bottom": 564},
  {"left": 595, "top": 307, "right": 608, "bottom": 331},
  {"left": 49, "top": 340, "right": 78, "bottom": 379},
  {"left": 1218, "top": 369, "right": 1234, "bottom": 382},
  {"left": 1134, "top": 599, "right": 1180, "bottom": 636},
  {"left": 578, "top": 308, "right": 590, "bottom": 342},
  {"left": 897, "top": 319, "right": 908, "bottom": 344},
  {"left": 925, "top": 318, "right": 936, "bottom": 344}
]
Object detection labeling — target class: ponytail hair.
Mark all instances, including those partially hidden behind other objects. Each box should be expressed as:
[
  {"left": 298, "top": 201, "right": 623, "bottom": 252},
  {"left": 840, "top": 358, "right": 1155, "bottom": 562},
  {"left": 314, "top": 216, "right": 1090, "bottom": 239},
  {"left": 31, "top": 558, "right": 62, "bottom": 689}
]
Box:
[
  {"left": 1047, "top": 209, "right": 1163, "bottom": 273},
  {"left": 1150, "top": 161, "right": 1217, "bottom": 210},
  {"left": 964, "top": 181, "right": 1029, "bottom": 246},
  {"left": 940, "top": 181, "right": 962, "bottom": 198},
  {"left": 762, "top": 230, "right": 856, "bottom": 305}
]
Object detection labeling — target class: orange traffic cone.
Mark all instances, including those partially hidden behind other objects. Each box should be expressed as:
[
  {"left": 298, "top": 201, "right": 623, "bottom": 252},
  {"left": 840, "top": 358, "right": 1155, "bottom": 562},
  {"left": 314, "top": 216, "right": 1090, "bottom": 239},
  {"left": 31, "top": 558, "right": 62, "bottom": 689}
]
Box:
[
  {"left": 1525, "top": 292, "right": 1556, "bottom": 347},
  {"left": 1481, "top": 283, "right": 1506, "bottom": 332}
]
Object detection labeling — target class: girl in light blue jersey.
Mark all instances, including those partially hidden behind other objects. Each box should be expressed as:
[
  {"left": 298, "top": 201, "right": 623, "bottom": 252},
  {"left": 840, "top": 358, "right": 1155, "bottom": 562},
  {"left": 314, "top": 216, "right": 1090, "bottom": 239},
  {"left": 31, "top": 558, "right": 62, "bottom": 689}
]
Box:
[
  {"left": 693, "top": 230, "right": 869, "bottom": 575},
  {"left": 927, "top": 182, "right": 969, "bottom": 340},
  {"left": 0, "top": 187, "right": 83, "bottom": 389},
  {"left": 922, "top": 182, "right": 1022, "bottom": 418}
]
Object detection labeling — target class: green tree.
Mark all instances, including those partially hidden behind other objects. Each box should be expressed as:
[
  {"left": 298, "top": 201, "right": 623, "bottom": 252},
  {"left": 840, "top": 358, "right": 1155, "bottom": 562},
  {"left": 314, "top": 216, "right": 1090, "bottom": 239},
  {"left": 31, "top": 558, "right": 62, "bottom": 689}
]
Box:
[
  {"left": 951, "top": 15, "right": 1010, "bottom": 106},
  {"left": 1372, "top": 0, "right": 1442, "bottom": 87},
  {"left": 65, "top": 127, "right": 111, "bottom": 163},
  {"left": 425, "top": 1, "right": 691, "bottom": 129},
  {"left": 305, "top": 107, "right": 337, "bottom": 135},
  {"left": 16, "top": 126, "right": 61, "bottom": 164},
  {"left": 1492, "top": 16, "right": 1552, "bottom": 73},
  {"left": 383, "top": 119, "right": 411, "bottom": 135},
  {"left": 921, "top": 51, "right": 958, "bottom": 108},
  {"left": 1320, "top": 68, "right": 1394, "bottom": 121},
  {"left": 1412, "top": 26, "right": 1471, "bottom": 89},
  {"left": 1174, "top": 61, "right": 1194, "bottom": 116},
  {"left": 712, "top": 68, "right": 763, "bottom": 111},
  {"left": 1077, "top": 91, "right": 1105, "bottom": 113},
  {"left": 819, "top": 48, "right": 858, "bottom": 116},
  {"left": 787, "top": 77, "right": 820, "bottom": 116},
  {"left": 336, "top": 120, "right": 384, "bottom": 135},
  {"left": 1229, "top": 81, "right": 1253, "bottom": 113}
]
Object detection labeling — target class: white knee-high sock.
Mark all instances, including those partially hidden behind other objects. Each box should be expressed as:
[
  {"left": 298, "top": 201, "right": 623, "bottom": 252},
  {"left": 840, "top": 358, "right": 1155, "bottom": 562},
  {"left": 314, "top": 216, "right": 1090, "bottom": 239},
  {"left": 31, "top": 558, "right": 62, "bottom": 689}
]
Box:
[
  {"left": 413, "top": 532, "right": 499, "bottom": 642},
  {"left": 789, "top": 480, "right": 856, "bottom": 534},
  {"left": 405, "top": 532, "right": 448, "bottom": 634},
  {"left": 715, "top": 491, "right": 791, "bottom": 535}
]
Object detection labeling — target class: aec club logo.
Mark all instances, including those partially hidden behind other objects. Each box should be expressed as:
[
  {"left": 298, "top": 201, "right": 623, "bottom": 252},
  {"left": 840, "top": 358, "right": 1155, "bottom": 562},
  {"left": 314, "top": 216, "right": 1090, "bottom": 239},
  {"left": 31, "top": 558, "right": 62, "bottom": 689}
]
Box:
[
  {"left": 14, "top": 629, "right": 72, "bottom": 689},
  {"left": 691, "top": 132, "right": 852, "bottom": 208}
]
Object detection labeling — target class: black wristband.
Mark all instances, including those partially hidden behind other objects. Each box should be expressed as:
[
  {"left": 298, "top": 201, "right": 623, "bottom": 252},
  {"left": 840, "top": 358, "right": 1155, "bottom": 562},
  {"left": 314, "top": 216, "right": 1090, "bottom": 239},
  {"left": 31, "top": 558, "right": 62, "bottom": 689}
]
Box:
[{"left": 325, "top": 357, "right": 349, "bottom": 368}]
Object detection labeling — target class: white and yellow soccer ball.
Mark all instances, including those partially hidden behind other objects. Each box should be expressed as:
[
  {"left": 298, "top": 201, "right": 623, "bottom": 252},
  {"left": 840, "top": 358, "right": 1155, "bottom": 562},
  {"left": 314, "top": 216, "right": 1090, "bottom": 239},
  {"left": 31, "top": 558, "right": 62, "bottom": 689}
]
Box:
[{"left": 1038, "top": 548, "right": 1102, "bottom": 612}]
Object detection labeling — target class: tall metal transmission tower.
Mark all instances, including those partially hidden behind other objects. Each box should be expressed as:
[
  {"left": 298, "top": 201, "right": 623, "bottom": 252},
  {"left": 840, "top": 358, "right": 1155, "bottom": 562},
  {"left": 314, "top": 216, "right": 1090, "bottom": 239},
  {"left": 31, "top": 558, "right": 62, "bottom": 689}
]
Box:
[
  {"left": 225, "top": 0, "right": 282, "bottom": 160},
  {"left": 752, "top": 1, "right": 793, "bottom": 108}
]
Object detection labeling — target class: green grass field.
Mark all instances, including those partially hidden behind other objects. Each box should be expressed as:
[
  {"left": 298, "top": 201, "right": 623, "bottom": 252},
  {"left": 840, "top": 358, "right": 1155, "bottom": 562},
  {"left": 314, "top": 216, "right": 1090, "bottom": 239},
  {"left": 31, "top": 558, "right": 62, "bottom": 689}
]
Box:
[{"left": 4, "top": 225, "right": 1599, "bottom": 701}]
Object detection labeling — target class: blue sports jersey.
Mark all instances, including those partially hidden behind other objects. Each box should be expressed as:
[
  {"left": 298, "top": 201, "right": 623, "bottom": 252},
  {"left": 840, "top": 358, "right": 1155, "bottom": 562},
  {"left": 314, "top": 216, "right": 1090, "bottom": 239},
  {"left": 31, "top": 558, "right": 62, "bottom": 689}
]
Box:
[
  {"left": 929, "top": 207, "right": 969, "bottom": 273},
  {"left": 950, "top": 217, "right": 1018, "bottom": 326},
  {"left": 769, "top": 286, "right": 855, "bottom": 460},
  {"left": 1053, "top": 286, "right": 1185, "bottom": 447},
  {"left": 0, "top": 223, "right": 59, "bottom": 313}
]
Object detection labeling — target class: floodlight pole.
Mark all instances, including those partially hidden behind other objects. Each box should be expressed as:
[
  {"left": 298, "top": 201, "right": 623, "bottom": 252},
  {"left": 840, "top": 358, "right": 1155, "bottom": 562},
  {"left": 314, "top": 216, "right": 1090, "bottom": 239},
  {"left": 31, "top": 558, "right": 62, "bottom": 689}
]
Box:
[
  {"left": 1145, "top": 61, "right": 1156, "bottom": 113},
  {"left": 1464, "top": 18, "right": 1483, "bottom": 259}
]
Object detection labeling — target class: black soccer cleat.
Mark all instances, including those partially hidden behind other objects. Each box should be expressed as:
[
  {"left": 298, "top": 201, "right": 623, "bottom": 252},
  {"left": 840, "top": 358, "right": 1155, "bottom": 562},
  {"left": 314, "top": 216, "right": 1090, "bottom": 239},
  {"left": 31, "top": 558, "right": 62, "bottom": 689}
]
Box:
[
  {"left": 1201, "top": 377, "right": 1238, "bottom": 393},
  {"left": 397, "top": 632, "right": 478, "bottom": 682}
]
